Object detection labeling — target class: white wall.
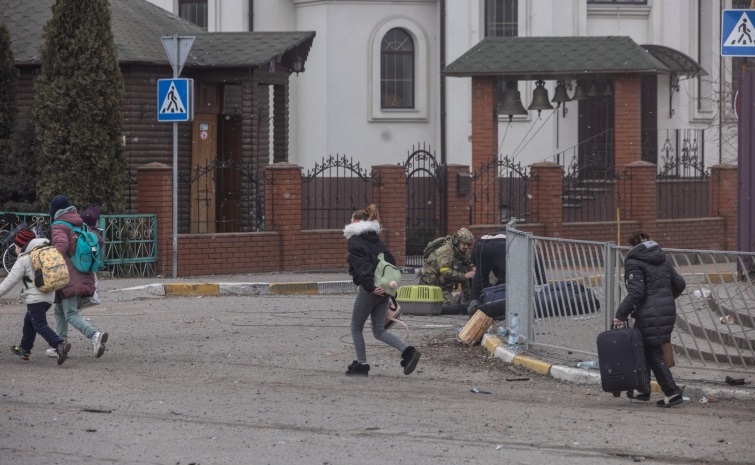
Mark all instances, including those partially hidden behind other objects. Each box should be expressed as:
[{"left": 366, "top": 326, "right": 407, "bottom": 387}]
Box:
[{"left": 143, "top": 0, "right": 726, "bottom": 171}]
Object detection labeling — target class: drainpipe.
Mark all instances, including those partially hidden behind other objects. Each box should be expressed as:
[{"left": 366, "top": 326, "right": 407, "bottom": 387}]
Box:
[
  {"left": 440, "top": 0, "right": 447, "bottom": 165},
  {"left": 249, "top": 0, "right": 254, "bottom": 31}
]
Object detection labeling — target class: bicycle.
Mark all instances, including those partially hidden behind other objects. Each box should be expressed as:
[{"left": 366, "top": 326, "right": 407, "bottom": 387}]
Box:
[{"left": 1, "top": 222, "right": 46, "bottom": 273}]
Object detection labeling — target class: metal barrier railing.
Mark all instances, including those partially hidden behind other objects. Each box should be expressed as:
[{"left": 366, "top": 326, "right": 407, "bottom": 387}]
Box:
[
  {"left": 0, "top": 211, "right": 158, "bottom": 277},
  {"left": 506, "top": 225, "right": 755, "bottom": 374}
]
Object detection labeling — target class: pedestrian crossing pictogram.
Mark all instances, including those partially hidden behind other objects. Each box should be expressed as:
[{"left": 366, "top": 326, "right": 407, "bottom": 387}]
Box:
[
  {"left": 157, "top": 78, "right": 193, "bottom": 122},
  {"left": 160, "top": 81, "right": 186, "bottom": 114},
  {"left": 722, "top": 10, "right": 755, "bottom": 56}
]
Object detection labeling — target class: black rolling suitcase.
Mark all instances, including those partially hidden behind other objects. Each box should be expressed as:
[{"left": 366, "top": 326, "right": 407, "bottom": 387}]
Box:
[{"left": 596, "top": 325, "right": 649, "bottom": 396}]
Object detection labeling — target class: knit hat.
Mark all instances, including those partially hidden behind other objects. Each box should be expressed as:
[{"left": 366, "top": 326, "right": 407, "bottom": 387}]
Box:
[
  {"left": 49, "top": 194, "right": 71, "bottom": 220},
  {"left": 14, "top": 228, "right": 36, "bottom": 250},
  {"left": 81, "top": 204, "right": 101, "bottom": 228}
]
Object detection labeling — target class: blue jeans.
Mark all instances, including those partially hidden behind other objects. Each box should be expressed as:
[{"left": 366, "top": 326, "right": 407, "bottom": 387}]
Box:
[
  {"left": 350, "top": 286, "right": 408, "bottom": 363},
  {"left": 54, "top": 296, "right": 98, "bottom": 340},
  {"left": 20, "top": 302, "right": 64, "bottom": 352}
]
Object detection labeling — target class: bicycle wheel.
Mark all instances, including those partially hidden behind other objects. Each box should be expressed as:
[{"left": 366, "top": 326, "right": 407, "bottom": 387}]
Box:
[{"left": 2, "top": 246, "right": 18, "bottom": 274}]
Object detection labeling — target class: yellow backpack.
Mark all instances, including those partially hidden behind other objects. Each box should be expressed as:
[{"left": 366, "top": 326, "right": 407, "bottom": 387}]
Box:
[{"left": 29, "top": 246, "right": 70, "bottom": 293}]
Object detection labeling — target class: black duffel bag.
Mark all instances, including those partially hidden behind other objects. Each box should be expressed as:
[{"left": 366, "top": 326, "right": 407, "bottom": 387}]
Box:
[{"left": 534, "top": 281, "right": 600, "bottom": 318}]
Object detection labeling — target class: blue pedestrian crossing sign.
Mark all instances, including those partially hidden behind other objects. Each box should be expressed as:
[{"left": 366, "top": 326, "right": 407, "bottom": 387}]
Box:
[
  {"left": 157, "top": 78, "right": 193, "bottom": 122},
  {"left": 722, "top": 10, "right": 755, "bottom": 56}
]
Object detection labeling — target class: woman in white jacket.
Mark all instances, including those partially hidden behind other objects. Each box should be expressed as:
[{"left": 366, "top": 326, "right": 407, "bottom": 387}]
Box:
[{"left": 1, "top": 229, "right": 71, "bottom": 365}]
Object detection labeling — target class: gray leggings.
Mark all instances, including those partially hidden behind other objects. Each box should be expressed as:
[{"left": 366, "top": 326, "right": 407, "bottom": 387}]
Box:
[{"left": 350, "top": 286, "right": 408, "bottom": 363}]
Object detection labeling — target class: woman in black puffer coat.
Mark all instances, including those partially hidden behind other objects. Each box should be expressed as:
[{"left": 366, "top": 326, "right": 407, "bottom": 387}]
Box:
[{"left": 614, "top": 229, "right": 686, "bottom": 408}]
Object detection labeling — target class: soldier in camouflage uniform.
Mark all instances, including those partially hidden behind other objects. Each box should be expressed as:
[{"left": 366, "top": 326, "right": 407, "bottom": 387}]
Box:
[{"left": 419, "top": 228, "right": 476, "bottom": 304}]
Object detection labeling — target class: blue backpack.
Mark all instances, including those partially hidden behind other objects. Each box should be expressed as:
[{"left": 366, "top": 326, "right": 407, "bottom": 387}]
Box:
[{"left": 52, "top": 220, "right": 103, "bottom": 273}]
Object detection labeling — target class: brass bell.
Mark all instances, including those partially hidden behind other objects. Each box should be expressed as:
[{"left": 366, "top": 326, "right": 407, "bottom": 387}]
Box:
[
  {"left": 528, "top": 80, "right": 553, "bottom": 116},
  {"left": 499, "top": 80, "right": 528, "bottom": 121},
  {"left": 571, "top": 81, "right": 588, "bottom": 100},
  {"left": 603, "top": 81, "right": 613, "bottom": 97},
  {"left": 551, "top": 80, "right": 571, "bottom": 107},
  {"left": 586, "top": 81, "right": 600, "bottom": 98}
]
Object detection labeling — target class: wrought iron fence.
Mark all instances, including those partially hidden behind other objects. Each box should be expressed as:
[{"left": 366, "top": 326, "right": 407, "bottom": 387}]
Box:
[
  {"left": 405, "top": 144, "right": 445, "bottom": 265},
  {"left": 301, "top": 155, "right": 372, "bottom": 230},
  {"left": 101, "top": 214, "right": 157, "bottom": 277},
  {"left": 552, "top": 130, "right": 616, "bottom": 223},
  {"left": 0, "top": 211, "right": 158, "bottom": 277},
  {"left": 468, "top": 156, "right": 529, "bottom": 225},
  {"left": 650, "top": 128, "right": 709, "bottom": 219},
  {"left": 179, "top": 160, "right": 265, "bottom": 233}
]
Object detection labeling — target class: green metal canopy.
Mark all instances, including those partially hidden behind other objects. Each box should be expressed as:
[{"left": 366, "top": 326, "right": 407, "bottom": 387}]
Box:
[{"left": 442, "top": 36, "right": 700, "bottom": 80}]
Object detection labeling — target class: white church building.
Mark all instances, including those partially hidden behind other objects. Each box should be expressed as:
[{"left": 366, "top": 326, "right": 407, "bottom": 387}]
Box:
[{"left": 144, "top": 0, "right": 744, "bottom": 174}]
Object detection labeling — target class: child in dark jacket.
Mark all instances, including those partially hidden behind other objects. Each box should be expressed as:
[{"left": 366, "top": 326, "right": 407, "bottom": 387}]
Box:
[
  {"left": 343, "top": 204, "right": 420, "bottom": 377},
  {"left": 1, "top": 228, "right": 71, "bottom": 365}
]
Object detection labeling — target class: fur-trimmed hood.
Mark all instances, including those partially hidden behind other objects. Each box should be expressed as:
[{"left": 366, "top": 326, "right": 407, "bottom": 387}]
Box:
[{"left": 343, "top": 220, "right": 381, "bottom": 240}]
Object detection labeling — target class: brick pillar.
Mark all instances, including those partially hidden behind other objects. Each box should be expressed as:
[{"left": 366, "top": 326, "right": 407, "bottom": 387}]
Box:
[
  {"left": 265, "top": 162, "right": 302, "bottom": 271},
  {"left": 137, "top": 162, "right": 173, "bottom": 276},
  {"left": 530, "top": 162, "right": 563, "bottom": 237},
  {"left": 371, "top": 165, "right": 407, "bottom": 266},
  {"left": 619, "top": 161, "right": 657, "bottom": 240},
  {"left": 614, "top": 75, "right": 642, "bottom": 170},
  {"left": 710, "top": 164, "right": 738, "bottom": 250},
  {"left": 471, "top": 76, "right": 498, "bottom": 171},
  {"left": 445, "top": 164, "right": 472, "bottom": 236}
]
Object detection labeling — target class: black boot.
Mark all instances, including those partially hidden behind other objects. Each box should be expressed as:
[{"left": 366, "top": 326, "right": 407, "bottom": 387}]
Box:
[
  {"left": 345, "top": 360, "right": 370, "bottom": 377},
  {"left": 400, "top": 346, "right": 421, "bottom": 375}
]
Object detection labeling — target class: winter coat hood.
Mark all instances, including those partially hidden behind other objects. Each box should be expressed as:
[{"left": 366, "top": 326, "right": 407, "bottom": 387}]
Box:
[
  {"left": 20, "top": 237, "right": 51, "bottom": 255},
  {"left": 625, "top": 240, "right": 665, "bottom": 266},
  {"left": 343, "top": 220, "right": 381, "bottom": 240}
]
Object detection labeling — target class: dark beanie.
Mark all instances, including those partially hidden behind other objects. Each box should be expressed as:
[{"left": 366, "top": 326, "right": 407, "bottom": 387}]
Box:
[
  {"left": 49, "top": 195, "right": 71, "bottom": 219},
  {"left": 81, "top": 204, "right": 101, "bottom": 228},
  {"left": 14, "top": 228, "right": 36, "bottom": 250}
]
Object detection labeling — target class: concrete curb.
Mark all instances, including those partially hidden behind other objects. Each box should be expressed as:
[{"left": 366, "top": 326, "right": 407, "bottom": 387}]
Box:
[
  {"left": 480, "top": 334, "right": 755, "bottom": 402},
  {"left": 109, "top": 280, "right": 355, "bottom": 299}
]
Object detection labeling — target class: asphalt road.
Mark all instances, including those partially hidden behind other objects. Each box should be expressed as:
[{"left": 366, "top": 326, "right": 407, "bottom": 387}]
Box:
[{"left": 1, "top": 293, "right": 753, "bottom": 465}]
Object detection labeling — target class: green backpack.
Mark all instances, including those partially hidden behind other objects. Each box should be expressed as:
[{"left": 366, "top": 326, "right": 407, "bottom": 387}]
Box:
[
  {"left": 52, "top": 221, "right": 103, "bottom": 273},
  {"left": 374, "top": 252, "right": 401, "bottom": 296}
]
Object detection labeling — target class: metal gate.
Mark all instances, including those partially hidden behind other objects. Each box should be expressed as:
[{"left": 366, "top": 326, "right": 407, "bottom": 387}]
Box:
[{"left": 404, "top": 143, "right": 446, "bottom": 267}]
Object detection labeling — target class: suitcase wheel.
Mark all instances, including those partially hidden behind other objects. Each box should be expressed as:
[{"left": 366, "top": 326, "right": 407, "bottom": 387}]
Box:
[{"left": 612, "top": 392, "right": 621, "bottom": 398}]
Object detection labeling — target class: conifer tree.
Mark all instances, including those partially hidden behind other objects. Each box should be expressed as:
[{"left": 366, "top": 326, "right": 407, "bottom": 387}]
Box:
[
  {"left": 0, "top": 22, "right": 36, "bottom": 212},
  {"left": 33, "top": 0, "right": 125, "bottom": 212},
  {"left": 0, "top": 22, "right": 18, "bottom": 140}
]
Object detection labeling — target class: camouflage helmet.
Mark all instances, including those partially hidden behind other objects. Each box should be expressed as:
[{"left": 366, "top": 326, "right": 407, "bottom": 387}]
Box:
[{"left": 453, "top": 228, "right": 474, "bottom": 246}]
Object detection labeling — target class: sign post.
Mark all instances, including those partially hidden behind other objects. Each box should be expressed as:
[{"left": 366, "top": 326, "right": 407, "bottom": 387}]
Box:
[
  {"left": 722, "top": 9, "right": 755, "bottom": 259},
  {"left": 159, "top": 35, "right": 195, "bottom": 278}
]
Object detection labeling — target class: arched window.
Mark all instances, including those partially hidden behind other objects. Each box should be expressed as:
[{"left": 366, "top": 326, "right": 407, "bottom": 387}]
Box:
[{"left": 381, "top": 28, "right": 414, "bottom": 109}]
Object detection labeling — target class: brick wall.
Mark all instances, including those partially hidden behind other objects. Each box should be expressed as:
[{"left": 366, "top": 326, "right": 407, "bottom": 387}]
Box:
[
  {"left": 471, "top": 76, "right": 498, "bottom": 170},
  {"left": 614, "top": 75, "right": 642, "bottom": 170},
  {"left": 710, "top": 164, "right": 739, "bottom": 250},
  {"left": 138, "top": 158, "right": 738, "bottom": 276}
]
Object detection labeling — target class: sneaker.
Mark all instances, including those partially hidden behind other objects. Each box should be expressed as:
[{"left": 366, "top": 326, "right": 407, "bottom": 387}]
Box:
[
  {"left": 11, "top": 345, "right": 30, "bottom": 361},
  {"left": 626, "top": 390, "right": 651, "bottom": 402},
  {"left": 345, "top": 360, "right": 370, "bottom": 377},
  {"left": 56, "top": 341, "right": 71, "bottom": 366},
  {"left": 92, "top": 331, "right": 108, "bottom": 358},
  {"left": 46, "top": 348, "right": 59, "bottom": 358},
  {"left": 656, "top": 394, "right": 684, "bottom": 408},
  {"left": 401, "top": 346, "right": 421, "bottom": 375}
]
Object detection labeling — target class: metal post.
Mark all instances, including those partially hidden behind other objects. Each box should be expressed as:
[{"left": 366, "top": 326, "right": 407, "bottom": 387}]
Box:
[{"left": 172, "top": 34, "right": 179, "bottom": 279}]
